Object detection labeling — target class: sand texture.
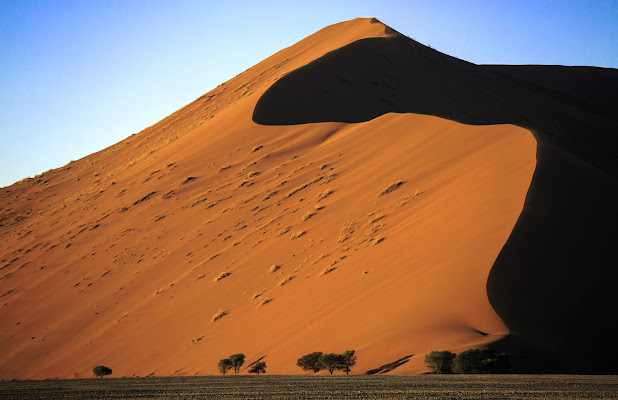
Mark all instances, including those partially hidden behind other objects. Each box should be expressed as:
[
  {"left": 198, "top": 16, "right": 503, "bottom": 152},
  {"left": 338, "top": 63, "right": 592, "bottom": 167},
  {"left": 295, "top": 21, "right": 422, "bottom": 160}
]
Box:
[{"left": 0, "top": 18, "right": 615, "bottom": 378}]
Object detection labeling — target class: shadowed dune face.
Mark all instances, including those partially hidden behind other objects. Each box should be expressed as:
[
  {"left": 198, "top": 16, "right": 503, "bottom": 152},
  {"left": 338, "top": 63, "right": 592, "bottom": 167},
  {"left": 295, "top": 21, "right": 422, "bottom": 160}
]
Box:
[
  {"left": 253, "top": 36, "right": 511, "bottom": 126},
  {"left": 482, "top": 65, "right": 618, "bottom": 121},
  {"left": 253, "top": 36, "right": 618, "bottom": 175},
  {"left": 253, "top": 33, "right": 618, "bottom": 373}
]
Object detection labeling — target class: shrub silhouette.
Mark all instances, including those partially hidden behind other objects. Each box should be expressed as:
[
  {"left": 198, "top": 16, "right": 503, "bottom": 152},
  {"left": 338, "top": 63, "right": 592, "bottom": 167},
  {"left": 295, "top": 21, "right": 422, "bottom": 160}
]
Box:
[
  {"left": 218, "top": 358, "right": 233, "bottom": 375},
  {"left": 249, "top": 361, "right": 267, "bottom": 375},
  {"left": 424, "top": 350, "right": 456, "bottom": 374},
  {"left": 92, "top": 365, "right": 112, "bottom": 378},
  {"left": 452, "top": 348, "right": 510, "bottom": 373},
  {"left": 297, "top": 352, "right": 324, "bottom": 373},
  {"left": 229, "top": 353, "right": 246, "bottom": 374},
  {"left": 319, "top": 353, "right": 343, "bottom": 375},
  {"left": 339, "top": 350, "right": 357, "bottom": 374}
]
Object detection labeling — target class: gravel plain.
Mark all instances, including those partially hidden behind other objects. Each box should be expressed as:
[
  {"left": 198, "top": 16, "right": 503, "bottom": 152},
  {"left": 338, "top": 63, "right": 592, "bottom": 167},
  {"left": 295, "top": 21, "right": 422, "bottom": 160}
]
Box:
[{"left": 1, "top": 375, "right": 616, "bottom": 400}]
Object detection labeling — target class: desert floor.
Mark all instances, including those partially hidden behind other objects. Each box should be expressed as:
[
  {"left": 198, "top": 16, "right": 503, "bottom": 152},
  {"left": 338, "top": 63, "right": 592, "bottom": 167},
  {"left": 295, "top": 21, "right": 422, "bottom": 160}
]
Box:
[{"left": 1, "top": 375, "right": 616, "bottom": 400}]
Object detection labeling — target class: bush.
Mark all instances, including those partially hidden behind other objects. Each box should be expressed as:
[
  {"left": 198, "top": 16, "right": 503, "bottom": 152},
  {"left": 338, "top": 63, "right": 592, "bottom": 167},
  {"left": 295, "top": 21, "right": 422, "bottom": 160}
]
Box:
[
  {"left": 249, "top": 361, "right": 266, "bottom": 375},
  {"left": 218, "top": 358, "right": 232, "bottom": 375},
  {"left": 92, "top": 365, "right": 112, "bottom": 378},
  {"left": 297, "top": 352, "right": 324, "bottom": 373},
  {"left": 424, "top": 350, "right": 456, "bottom": 374},
  {"left": 452, "top": 348, "right": 510, "bottom": 374},
  {"left": 229, "top": 353, "right": 246, "bottom": 374}
]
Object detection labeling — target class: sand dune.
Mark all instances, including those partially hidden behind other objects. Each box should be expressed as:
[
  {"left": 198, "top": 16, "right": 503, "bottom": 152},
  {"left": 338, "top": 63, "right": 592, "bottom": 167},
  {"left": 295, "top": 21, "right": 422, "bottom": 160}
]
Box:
[
  {"left": 255, "top": 26, "right": 618, "bottom": 373},
  {"left": 0, "top": 17, "right": 614, "bottom": 379}
]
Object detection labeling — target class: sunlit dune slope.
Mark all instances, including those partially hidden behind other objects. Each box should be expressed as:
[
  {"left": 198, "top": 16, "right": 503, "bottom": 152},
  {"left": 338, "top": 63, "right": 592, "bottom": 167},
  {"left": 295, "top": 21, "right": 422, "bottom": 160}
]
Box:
[{"left": 3, "top": 16, "right": 605, "bottom": 378}]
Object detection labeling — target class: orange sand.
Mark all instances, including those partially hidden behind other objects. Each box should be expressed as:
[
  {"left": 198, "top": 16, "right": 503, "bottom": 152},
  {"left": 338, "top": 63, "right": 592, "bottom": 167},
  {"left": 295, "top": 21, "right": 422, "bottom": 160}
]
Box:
[{"left": 0, "top": 18, "right": 536, "bottom": 379}]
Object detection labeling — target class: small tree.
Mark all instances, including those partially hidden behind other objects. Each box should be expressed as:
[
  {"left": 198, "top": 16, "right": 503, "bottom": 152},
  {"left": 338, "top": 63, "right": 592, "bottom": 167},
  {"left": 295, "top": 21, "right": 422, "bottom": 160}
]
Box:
[
  {"left": 425, "top": 350, "right": 456, "bottom": 374},
  {"left": 92, "top": 365, "right": 112, "bottom": 378},
  {"left": 338, "top": 350, "right": 357, "bottom": 374},
  {"left": 453, "top": 348, "right": 510, "bottom": 374},
  {"left": 218, "top": 358, "right": 233, "bottom": 375},
  {"left": 229, "top": 353, "right": 246, "bottom": 374},
  {"left": 319, "top": 353, "right": 342, "bottom": 375},
  {"left": 248, "top": 361, "right": 266, "bottom": 376},
  {"left": 297, "top": 352, "right": 324, "bottom": 373}
]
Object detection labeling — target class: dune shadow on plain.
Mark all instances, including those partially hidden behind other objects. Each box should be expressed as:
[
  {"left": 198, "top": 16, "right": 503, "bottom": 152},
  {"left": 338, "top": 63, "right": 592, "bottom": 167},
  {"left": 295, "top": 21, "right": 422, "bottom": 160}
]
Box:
[{"left": 365, "top": 354, "right": 413, "bottom": 375}]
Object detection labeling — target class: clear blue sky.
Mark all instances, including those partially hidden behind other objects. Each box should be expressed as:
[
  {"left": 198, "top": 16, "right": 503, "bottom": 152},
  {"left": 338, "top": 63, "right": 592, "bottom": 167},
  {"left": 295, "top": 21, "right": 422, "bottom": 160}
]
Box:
[{"left": 1, "top": 0, "right": 617, "bottom": 187}]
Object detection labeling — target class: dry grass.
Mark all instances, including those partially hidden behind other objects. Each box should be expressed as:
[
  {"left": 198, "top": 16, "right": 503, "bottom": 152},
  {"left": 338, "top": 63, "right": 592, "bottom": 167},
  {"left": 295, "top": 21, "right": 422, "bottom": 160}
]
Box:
[
  {"left": 398, "top": 189, "right": 423, "bottom": 207},
  {"left": 213, "top": 272, "right": 231, "bottom": 282},
  {"left": 246, "top": 171, "right": 260, "bottom": 178},
  {"left": 370, "top": 214, "right": 385, "bottom": 224},
  {"left": 15, "top": 176, "right": 33, "bottom": 185},
  {"left": 320, "top": 266, "right": 337, "bottom": 276},
  {"left": 290, "top": 230, "right": 305, "bottom": 240},
  {"left": 302, "top": 211, "right": 316, "bottom": 221},
  {"left": 372, "top": 236, "right": 385, "bottom": 245},
  {"left": 181, "top": 176, "right": 197, "bottom": 185},
  {"left": 257, "top": 297, "right": 272, "bottom": 307},
  {"left": 317, "top": 189, "right": 333, "bottom": 202},
  {"left": 314, "top": 204, "right": 324, "bottom": 210},
  {"left": 370, "top": 222, "right": 385, "bottom": 234},
  {"left": 338, "top": 227, "right": 354, "bottom": 243},
  {"left": 379, "top": 181, "right": 404, "bottom": 196},
  {"left": 251, "top": 291, "right": 262, "bottom": 299},
  {"left": 277, "top": 275, "right": 294, "bottom": 286},
  {"left": 269, "top": 264, "right": 280, "bottom": 274},
  {"left": 211, "top": 309, "right": 227, "bottom": 322},
  {"left": 283, "top": 176, "right": 324, "bottom": 199}
]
